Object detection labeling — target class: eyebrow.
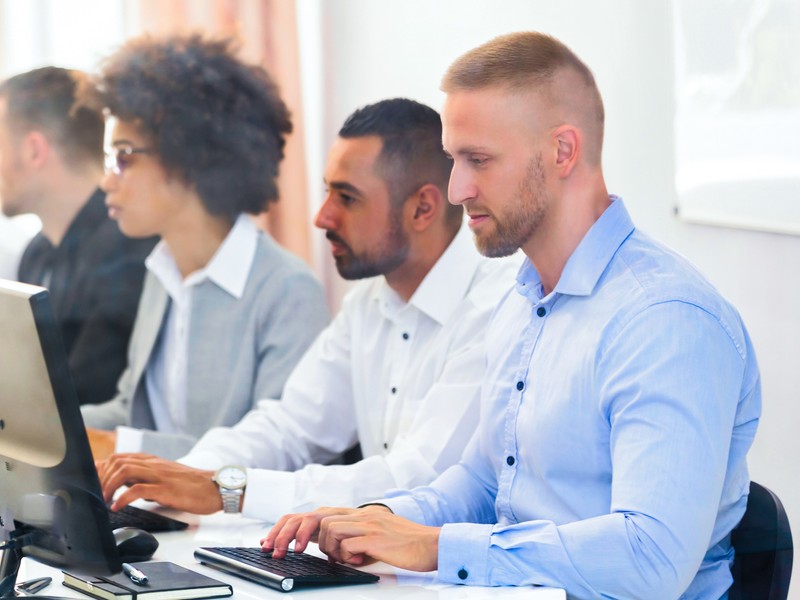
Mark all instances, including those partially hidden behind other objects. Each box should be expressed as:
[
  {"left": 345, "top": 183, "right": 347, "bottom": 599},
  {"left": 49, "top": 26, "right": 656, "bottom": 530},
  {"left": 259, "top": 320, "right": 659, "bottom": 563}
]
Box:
[
  {"left": 442, "top": 143, "right": 492, "bottom": 158},
  {"left": 452, "top": 146, "right": 492, "bottom": 155},
  {"left": 325, "top": 180, "right": 362, "bottom": 197},
  {"left": 110, "top": 139, "right": 139, "bottom": 148}
]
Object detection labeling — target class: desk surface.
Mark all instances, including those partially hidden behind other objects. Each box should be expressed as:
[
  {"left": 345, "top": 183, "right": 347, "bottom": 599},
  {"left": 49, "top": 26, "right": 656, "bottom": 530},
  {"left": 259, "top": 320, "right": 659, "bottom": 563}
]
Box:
[{"left": 18, "top": 510, "right": 565, "bottom": 599}]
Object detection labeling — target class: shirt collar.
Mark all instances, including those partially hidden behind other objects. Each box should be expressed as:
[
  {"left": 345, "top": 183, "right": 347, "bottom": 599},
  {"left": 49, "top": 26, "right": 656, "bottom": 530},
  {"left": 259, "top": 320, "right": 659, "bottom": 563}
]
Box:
[
  {"left": 516, "top": 196, "right": 634, "bottom": 301},
  {"left": 146, "top": 214, "right": 258, "bottom": 300},
  {"left": 407, "top": 224, "right": 483, "bottom": 324}
]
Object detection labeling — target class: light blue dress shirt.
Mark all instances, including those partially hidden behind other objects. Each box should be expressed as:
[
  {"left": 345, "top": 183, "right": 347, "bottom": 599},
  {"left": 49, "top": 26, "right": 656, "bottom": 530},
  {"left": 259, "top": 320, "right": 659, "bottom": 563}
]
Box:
[{"left": 384, "top": 198, "right": 761, "bottom": 600}]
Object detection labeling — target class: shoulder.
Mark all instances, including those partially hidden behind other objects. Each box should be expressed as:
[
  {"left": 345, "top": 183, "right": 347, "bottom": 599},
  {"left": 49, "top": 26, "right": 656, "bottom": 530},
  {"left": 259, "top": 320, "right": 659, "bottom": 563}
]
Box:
[
  {"left": 603, "top": 230, "right": 748, "bottom": 351},
  {"left": 242, "top": 232, "right": 326, "bottom": 311},
  {"left": 249, "top": 232, "right": 320, "bottom": 285},
  {"left": 18, "top": 232, "right": 50, "bottom": 265},
  {"left": 614, "top": 231, "right": 729, "bottom": 309},
  {"left": 93, "top": 218, "right": 156, "bottom": 255},
  {"left": 81, "top": 218, "right": 157, "bottom": 269}
]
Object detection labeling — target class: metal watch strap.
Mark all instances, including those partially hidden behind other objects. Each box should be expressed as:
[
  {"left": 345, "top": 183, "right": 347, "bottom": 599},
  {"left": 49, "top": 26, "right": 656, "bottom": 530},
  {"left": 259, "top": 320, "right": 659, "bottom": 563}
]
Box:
[{"left": 220, "top": 488, "right": 243, "bottom": 513}]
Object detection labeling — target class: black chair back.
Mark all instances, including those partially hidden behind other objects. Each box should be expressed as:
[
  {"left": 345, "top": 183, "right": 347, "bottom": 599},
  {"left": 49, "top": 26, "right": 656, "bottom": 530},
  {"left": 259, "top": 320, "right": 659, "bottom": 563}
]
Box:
[{"left": 729, "top": 481, "right": 793, "bottom": 600}]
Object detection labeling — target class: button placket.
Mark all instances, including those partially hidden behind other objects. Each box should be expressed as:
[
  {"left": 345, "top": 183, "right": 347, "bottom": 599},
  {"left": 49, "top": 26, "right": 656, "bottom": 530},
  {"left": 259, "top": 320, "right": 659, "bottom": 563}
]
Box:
[{"left": 382, "top": 313, "right": 415, "bottom": 452}]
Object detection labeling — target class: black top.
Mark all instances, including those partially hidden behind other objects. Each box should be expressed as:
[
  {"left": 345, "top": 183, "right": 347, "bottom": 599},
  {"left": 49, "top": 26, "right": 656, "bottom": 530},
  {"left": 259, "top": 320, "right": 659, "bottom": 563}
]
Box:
[{"left": 18, "top": 189, "right": 157, "bottom": 405}]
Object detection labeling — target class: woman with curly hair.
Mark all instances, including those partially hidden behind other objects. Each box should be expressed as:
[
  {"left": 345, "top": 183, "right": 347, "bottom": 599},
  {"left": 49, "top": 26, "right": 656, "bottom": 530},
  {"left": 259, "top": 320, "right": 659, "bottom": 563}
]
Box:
[{"left": 81, "top": 34, "right": 328, "bottom": 461}]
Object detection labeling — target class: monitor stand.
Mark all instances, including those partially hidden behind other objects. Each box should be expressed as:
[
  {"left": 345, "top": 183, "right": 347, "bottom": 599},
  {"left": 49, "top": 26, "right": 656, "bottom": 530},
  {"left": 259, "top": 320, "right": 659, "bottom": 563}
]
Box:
[{"left": 0, "top": 530, "right": 72, "bottom": 599}]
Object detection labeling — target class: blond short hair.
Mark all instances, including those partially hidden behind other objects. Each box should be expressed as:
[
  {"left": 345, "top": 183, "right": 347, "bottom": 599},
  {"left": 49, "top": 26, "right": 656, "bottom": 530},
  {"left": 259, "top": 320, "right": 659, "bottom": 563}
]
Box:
[{"left": 442, "top": 32, "right": 605, "bottom": 164}]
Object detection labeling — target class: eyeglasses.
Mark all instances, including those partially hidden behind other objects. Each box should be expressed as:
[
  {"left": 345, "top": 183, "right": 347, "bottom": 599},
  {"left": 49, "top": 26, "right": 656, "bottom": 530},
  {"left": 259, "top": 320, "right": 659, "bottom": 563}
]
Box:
[{"left": 104, "top": 146, "right": 153, "bottom": 176}]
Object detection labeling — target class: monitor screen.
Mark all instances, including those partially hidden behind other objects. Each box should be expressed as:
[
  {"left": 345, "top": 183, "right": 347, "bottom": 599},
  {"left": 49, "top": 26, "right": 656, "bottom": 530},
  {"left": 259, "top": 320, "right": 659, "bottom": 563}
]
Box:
[{"left": 0, "top": 279, "right": 120, "bottom": 584}]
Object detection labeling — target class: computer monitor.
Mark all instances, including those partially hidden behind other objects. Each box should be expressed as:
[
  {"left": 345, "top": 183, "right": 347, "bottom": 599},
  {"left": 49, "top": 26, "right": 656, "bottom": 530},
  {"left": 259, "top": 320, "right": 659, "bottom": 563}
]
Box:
[{"left": 0, "top": 279, "right": 121, "bottom": 594}]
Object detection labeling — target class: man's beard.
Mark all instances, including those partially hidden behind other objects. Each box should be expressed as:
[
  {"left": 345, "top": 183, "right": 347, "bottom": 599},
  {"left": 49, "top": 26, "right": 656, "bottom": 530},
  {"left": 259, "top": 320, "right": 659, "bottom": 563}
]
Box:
[
  {"left": 328, "top": 208, "right": 409, "bottom": 280},
  {"left": 471, "top": 153, "right": 549, "bottom": 258}
]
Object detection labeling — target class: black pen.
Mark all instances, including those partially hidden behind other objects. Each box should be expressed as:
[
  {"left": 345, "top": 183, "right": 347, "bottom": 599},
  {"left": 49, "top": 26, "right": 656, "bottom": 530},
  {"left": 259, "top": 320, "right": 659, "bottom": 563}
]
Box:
[
  {"left": 15, "top": 576, "right": 52, "bottom": 595},
  {"left": 122, "top": 562, "right": 149, "bottom": 585}
]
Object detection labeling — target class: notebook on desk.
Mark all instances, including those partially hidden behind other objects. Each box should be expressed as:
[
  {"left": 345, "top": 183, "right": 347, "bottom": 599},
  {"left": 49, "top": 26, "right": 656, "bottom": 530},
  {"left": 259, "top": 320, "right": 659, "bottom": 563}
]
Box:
[
  {"left": 63, "top": 561, "right": 232, "bottom": 600},
  {"left": 194, "top": 547, "right": 379, "bottom": 593}
]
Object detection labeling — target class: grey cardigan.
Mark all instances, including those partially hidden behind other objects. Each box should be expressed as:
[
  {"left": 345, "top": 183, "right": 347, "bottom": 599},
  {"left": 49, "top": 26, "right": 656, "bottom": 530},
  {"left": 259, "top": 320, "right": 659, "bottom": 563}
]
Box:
[{"left": 81, "top": 232, "right": 328, "bottom": 460}]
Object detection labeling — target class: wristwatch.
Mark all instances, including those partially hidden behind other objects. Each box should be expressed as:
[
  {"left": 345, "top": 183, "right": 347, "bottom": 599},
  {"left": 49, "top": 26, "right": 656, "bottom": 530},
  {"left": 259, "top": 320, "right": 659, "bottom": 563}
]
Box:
[{"left": 213, "top": 465, "right": 247, "bottom": 513}]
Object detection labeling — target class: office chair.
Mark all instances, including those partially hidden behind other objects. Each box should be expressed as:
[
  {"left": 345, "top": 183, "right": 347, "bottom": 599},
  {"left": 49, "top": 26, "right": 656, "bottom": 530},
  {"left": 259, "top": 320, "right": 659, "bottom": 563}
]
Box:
[{"left": 729, "top": 481, "right": 793, "bottom": 600}]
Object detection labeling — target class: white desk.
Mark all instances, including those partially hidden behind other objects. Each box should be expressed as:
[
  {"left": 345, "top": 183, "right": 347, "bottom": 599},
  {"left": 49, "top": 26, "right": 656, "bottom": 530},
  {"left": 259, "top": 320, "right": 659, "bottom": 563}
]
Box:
[{"left": 17, "top": 510, "right": 565, "bottom": 599}]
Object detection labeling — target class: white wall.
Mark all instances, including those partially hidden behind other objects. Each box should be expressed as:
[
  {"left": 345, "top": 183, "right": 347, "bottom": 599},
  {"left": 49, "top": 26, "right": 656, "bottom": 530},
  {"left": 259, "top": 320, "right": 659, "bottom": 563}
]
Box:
[
  {"left": 305, "top": 0, "right": 800, "bottom": 595},
  {"left": 0, "top": 0, "right": 135, "bottom": 77}
]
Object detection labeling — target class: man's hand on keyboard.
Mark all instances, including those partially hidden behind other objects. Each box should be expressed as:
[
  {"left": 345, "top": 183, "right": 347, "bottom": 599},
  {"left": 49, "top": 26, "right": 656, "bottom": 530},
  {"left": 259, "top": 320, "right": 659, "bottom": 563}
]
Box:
[
  {"left": 262, "top": 506, "right": 367, "bottom": 558},
  {"left": 97, "top": 453, "right": 222, "bottom": 514},
  {"left": 263, "top": 506, "right": 441, "bottom": 572}
]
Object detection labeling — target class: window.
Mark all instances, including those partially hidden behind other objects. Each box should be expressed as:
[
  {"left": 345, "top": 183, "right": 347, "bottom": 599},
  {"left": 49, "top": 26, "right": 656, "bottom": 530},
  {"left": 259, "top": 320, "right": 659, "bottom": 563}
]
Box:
[{"left": 673, "top": 0, "right": 800, "bottom": 235}]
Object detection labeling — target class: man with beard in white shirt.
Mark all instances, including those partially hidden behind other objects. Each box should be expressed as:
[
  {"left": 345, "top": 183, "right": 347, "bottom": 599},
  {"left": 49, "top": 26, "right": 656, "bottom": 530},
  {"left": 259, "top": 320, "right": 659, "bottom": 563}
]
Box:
[{"left": 98, "top": 98, "right": 518, "bottom": 521}]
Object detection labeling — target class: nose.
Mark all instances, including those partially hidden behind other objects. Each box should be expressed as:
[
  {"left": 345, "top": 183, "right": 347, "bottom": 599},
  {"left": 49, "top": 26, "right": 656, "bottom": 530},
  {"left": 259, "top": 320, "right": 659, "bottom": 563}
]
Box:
[
  {"left": 99, "top": 170, "right": 119, "bottom": 193},
  {"left": 313, "top": 193, "right": 338, "bottom": 231},
  {"left": 448, "top": 163, "right": 477, "bottom": 206}
]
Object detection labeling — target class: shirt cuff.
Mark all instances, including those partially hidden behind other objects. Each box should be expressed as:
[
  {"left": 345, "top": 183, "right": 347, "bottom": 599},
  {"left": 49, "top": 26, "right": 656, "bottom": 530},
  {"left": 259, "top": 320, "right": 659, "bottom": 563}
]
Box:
[
  {"left": 437, "top": 522, "right": 493, "bottom": 586},
  {"left": 115, "top": 426, "right": 144, "bottom": 453},
  {"left": 177, "top": 450, "right": 225, "bottom": 470},
  {"left": 241, "top": 469, "right": 297, "bottom": 523}
]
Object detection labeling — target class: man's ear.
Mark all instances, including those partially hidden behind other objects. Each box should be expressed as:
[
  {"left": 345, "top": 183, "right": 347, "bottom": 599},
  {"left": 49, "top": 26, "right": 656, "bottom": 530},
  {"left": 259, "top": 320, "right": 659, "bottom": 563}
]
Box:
[
  {"left": 23, "top": 131, "right": 51, "bottom": 168},
  {"left": 553, "top": 125, "right": 580, "bottom": 179},
  {"left": 405, "top": 183, "right": 443, "bottom": 232}
]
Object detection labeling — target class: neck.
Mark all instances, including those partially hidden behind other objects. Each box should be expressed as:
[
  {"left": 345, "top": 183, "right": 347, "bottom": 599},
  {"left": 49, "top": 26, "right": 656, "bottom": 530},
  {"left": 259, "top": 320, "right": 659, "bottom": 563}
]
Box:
[
  {"left": 384, "top": 225, "right": 458, "bottom": 303},
  {"left": 521, "top": 177, "right": 610, "bottom": 296},
  {"left": 38, "top": 168, "right": 103, "bottom": 247},
  {"left": 162, "top": 210, "right": 235, "bottom": 279}
]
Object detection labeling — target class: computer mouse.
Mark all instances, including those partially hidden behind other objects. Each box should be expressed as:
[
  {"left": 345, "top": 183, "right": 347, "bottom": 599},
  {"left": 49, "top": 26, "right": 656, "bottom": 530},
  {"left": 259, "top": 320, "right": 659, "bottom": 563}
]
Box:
[{"left": 113, "top": 527, "right": 159, "bottom": 562}]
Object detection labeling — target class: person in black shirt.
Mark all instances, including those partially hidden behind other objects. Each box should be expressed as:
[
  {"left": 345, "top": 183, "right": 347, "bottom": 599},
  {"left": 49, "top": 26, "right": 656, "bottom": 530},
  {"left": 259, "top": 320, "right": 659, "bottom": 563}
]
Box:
[{"left": 0, "top": 67, "right": 156, "bottom": 405}]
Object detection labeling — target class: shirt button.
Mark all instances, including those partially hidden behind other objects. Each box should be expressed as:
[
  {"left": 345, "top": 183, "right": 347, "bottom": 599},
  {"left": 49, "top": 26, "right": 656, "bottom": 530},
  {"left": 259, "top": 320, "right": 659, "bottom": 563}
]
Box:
[
  {"left": 506, "top": 456, "right": 515, "bottom": 466},
  {"left": 537, "top": 306, "right": 546, "bottom": 317},
  {"left": 383, "top": 442, "right": 388, "bottom": 450},
  {"left": 516, "top": 381, "right": 524, "bottom": 391},
  {"left": 457, "top": 568, "right": 468, "bottom": 580},
  {"left": 391, "top": 387, "right": 397, "bottom": 394},
  {"left": 402, "top": 332, "right": 410, "bottom": 340}
]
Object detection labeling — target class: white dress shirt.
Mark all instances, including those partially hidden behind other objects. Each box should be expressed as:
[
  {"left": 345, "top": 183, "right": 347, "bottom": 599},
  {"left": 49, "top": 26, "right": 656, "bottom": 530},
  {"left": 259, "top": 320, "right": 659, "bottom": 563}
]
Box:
[
  {"left": 116, "top": 215, "right": 257, "bottom": 453},
  {"left": 181, "top": 225, "right": 520, "bottom": 522}
]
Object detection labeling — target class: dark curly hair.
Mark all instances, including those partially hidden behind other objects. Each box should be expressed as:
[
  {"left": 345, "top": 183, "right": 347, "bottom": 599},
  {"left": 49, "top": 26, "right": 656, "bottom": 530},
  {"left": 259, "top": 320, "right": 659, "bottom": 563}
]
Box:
[{"left": 80, "top": 34, "right": 292, "bottom": 221}]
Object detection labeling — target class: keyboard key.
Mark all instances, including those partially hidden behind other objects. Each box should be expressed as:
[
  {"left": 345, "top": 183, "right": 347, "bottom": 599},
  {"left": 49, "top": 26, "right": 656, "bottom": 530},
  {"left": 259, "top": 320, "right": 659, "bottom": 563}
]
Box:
[
  {"left": 108, "top": 505, "right": 188, "bottom": 533},
  {"left": 195, "top": 546, "right": 379, "bottom": 592}
]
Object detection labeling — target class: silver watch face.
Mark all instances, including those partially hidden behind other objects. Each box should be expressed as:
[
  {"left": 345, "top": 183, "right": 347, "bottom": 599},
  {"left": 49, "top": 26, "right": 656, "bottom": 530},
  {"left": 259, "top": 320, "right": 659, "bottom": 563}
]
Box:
[{"left": 216, "top": 466, "right": 247, "bottom": 489}]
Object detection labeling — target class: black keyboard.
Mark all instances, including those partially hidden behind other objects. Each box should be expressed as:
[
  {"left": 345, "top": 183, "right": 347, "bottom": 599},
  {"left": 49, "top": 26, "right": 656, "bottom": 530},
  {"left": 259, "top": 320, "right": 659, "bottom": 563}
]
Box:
[
  {"left": 194, "top": 546, "right": 379, "bottom": 592},
  {"left": 107, "top": 504, "right": 188, "bottom": 533}
]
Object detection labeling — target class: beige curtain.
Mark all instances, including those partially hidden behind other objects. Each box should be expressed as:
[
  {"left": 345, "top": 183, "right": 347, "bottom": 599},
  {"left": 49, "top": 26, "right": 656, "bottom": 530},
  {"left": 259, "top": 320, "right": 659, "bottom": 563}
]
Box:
[{"left": 136, "top": 0, "right": 311, "bottom": 265}]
